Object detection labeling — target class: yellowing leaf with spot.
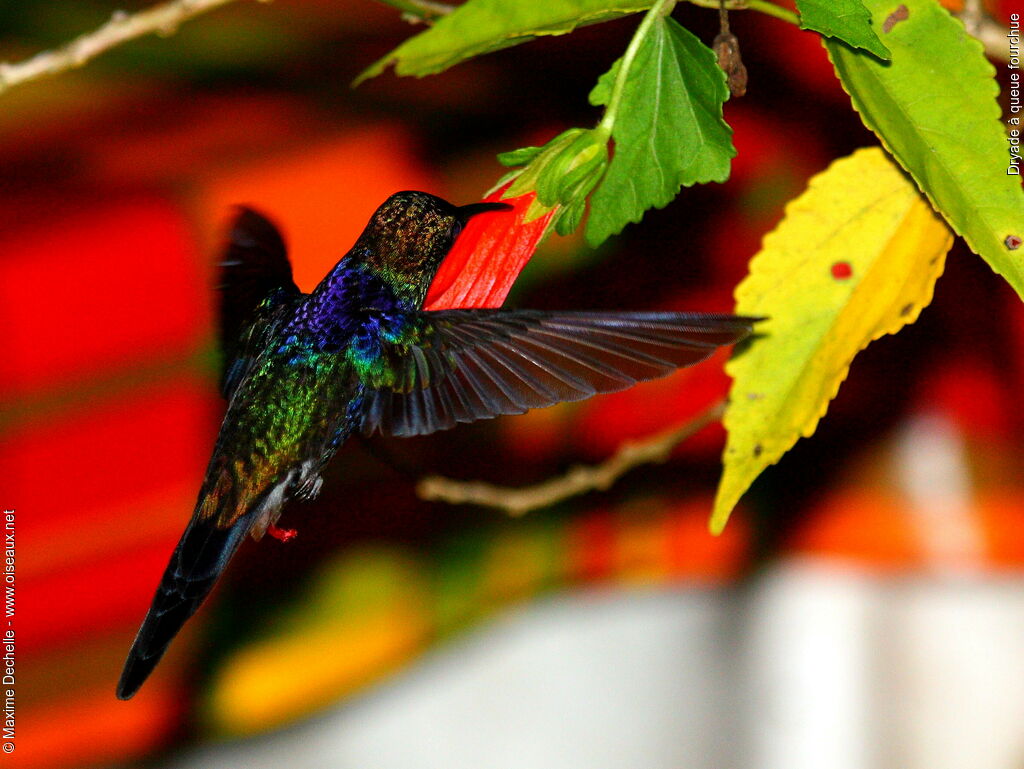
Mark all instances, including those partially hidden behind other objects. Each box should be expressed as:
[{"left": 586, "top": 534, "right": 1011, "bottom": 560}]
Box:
[{"left": 711, "top": 147, "right": 952, "bottom": 534}]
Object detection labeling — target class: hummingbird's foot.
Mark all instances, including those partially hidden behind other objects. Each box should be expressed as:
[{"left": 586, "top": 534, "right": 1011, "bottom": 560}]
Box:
[
  {"left": 295, "top": 475, "right": 323, "bottom": 502},
  {"left": 267, "top": 523, "right": 298, "bottom": 542}
]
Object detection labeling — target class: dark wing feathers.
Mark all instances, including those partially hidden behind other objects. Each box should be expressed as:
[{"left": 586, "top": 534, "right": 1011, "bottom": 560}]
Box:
[
  {"left": 218, "top": 207, "right": 301, "bottom": 397},
  {"left": 362, "top": 310, "right": 755, "bottom": 438}
]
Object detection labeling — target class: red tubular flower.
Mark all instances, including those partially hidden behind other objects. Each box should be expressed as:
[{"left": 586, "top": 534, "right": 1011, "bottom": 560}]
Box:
[{"left": 425, "top": 185, "right": 556, "bottom": 310}]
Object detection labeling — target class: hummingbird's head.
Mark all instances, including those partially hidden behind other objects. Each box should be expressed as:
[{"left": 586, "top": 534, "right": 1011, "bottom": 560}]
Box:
[{"left": 356, "top": 191, "right": 511, "bottom": 301}]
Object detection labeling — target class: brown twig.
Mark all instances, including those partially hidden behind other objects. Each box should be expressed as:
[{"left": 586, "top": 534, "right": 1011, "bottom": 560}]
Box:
[
  {"left": 718, "top": 0, "right": 731, "bottom": 33},
  {"left": 0, "top": 0, "right": 261, "bottom": 96},
  {"left": 688, "top": 0, "right": 1012, "bottom": 62},
  {"left": 417, "top": 399, "right": 727, "bottom": 516},
  {"left": 714, "top": 0, "right": 748, "bottom": 97},
  {"left": 684, "top": 0, "right": 799, "bottom": 26}
]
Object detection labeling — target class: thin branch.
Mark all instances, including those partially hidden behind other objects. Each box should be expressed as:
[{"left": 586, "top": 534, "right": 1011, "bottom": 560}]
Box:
[
  {"left": 685, "top": 0, "right": 799, "bottom": 26},
  {"left": 417, "top": 399, "right": 726, "bottom": 516},
  {"left": 375, "top": 0, "right": 455, "bottom": 24},
  {"left": 959, "top": 0, "right": 985, "bottom": 34},
  {"left": 0, "top": 0, "right": 260, "bottom": 97},
  {"left": 688, "top": 0, "right": 1013, "bottom": 61}
]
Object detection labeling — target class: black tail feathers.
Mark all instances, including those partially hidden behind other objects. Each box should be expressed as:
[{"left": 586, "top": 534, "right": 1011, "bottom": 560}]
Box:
[{"left": 116, "top": 511, "right": 256, "bottom": 700}]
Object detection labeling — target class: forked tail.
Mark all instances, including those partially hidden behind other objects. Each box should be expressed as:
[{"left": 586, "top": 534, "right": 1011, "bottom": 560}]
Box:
[{"left": 116, "top": 509, "right": 257, "bottom": 700}]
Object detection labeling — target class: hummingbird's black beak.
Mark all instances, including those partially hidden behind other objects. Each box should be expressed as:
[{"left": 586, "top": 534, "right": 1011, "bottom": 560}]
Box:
[{"left": 456, "top": 201, "right": 514, "bottom": 223}]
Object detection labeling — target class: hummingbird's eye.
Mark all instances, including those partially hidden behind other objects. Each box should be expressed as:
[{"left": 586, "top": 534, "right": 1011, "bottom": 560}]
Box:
[{"left": 450, "top": 220, "right": 464, "bottom": 239}]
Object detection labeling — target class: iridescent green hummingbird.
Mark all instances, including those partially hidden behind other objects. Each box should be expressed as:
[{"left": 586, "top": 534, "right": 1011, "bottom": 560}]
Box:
[{"left": 117, "top": 191, "right": 755, "bottom": 699}]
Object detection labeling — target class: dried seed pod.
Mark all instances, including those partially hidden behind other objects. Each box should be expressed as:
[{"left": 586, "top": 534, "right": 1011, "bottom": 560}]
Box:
[{"left": 714, "top": 30, "right": 748, "bottom": 98}]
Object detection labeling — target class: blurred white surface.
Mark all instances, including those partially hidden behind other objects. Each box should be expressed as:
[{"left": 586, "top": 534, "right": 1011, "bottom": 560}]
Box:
[
  {"left": 172, "top": 588, "right": 742, "bottom": 769},
  {"left": 746, "top": 563, "right": 874, "bottom": 769},
  {"left": 747, "top": 563, "right": 1024, "bottom": 769},
  {"left": 170, "top": 570, "right": 1024, "bottom": 769}
]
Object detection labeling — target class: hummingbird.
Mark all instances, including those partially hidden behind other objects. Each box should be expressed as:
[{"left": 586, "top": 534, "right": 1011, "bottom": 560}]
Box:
[{"left": 116, "top": 191, "right": 756, "bottom": 700}]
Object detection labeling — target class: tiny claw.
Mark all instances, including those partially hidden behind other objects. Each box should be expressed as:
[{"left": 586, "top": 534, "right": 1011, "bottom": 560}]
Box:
[{"left": 267, "top": 523, "right": 297, "bottom": 542}]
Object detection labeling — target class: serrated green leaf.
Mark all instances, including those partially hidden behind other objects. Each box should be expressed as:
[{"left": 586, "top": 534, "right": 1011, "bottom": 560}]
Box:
[
  {"left": 585, "top": 17, "right": 734, "bottom": 245},
  {"left": 796, "top": 0, "right": 889, "bottom": 59},
  {"left": 357, "top": 0, "right": 652, "bottom": 83},
  {"left": 711, "top": 148, "right": 953, "bottom": 533},
  {"left": 827, "top": 0, "right": 1024, "bottom": 301}
]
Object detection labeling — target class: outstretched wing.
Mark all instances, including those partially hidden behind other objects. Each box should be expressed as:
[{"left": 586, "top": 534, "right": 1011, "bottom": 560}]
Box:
[
  {"left": 218, "top": 207, "right": 301, "bottom": 397},
  {"left": 361, "top": 310, "right": 757, "bottom": 438}
]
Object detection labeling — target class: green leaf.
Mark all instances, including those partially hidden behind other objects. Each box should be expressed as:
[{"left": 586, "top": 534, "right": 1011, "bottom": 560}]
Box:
[
  {"left": 555, "top": 197, "right": 587, "bottom": 235},
  {"left": 505, "top": 128, "right": 588, "bottom": 199},
  {"left": 827, "top": 0, "right": 1024, "bottom": 302},
  {"left": 501, "top": 126, "right": 609, "bottom": 215},
  {"left": 497, "top": 146, "right": 545, "bottom": 167},
  {"left": 588, "top": 57, "right": 621, "bottom": 106},
  {"left": 356, "top": 0, "right": 652, "bottom": 83},
  {"left": 535, "top": 129, "right": 609, "bottom": 206},
  {"left": 585, "top": 17, "right": 734, "bottom": 246},
  {"left": 796, "top": 0, "right": 889, "bottom": 59}
]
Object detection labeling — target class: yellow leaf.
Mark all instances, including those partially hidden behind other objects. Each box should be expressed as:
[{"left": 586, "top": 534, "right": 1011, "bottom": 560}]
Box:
[{"left": 711, "top": 147, "right": 953, "bottom": 534}]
